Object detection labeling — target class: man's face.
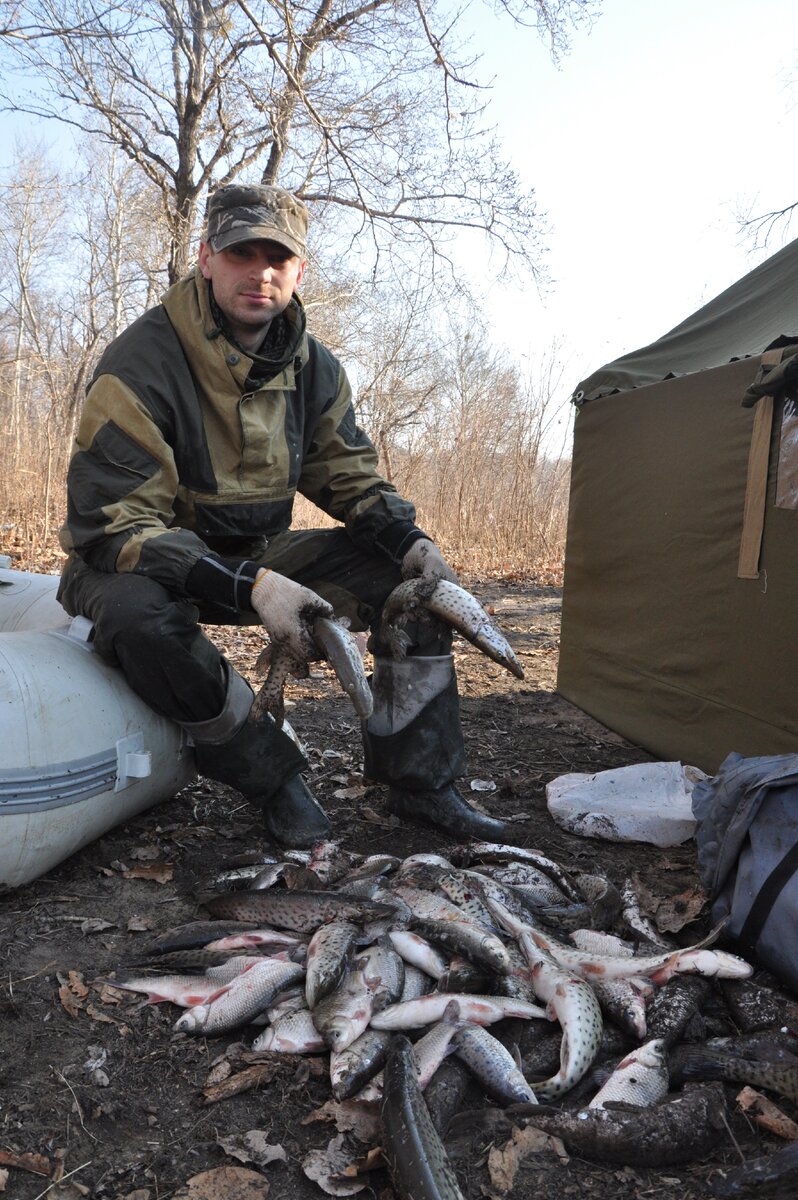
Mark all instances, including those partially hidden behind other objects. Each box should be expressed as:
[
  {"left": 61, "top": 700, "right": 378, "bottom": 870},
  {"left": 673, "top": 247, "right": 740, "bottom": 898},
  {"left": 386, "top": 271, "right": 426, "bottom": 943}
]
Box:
[{"left": 198, "top": 238, "right": 306, "bottom": 347}]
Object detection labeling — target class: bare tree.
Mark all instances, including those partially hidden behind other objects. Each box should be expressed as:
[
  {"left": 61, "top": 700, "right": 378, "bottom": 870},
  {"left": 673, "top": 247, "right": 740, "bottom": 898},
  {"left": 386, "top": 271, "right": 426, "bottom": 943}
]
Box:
[
  {"left": 0, "top": 0, "right": 597, "bottom": 284},
  {"left": 0, "top": 148, "right": 64, "bottom": 465}
]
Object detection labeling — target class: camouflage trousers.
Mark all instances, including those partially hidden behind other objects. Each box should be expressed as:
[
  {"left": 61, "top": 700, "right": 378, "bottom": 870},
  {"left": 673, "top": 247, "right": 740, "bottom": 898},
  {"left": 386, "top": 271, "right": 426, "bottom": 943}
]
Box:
[{"left": 58, "top": 528, "right": 465, "bottom": 792}]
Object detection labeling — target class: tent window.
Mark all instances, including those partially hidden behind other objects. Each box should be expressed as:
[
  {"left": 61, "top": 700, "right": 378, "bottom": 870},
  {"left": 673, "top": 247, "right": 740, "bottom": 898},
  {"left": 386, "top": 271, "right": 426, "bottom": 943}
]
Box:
[{"left": 776, "top": 395, "right": 798, "bottom": 510}]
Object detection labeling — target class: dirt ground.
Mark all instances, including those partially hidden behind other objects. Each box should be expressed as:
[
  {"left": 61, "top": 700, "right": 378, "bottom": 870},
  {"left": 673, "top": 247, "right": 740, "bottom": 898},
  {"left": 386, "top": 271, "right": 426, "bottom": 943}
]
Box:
[{"left": 0, "top": 580, "right": 791, "bottom": 1199}]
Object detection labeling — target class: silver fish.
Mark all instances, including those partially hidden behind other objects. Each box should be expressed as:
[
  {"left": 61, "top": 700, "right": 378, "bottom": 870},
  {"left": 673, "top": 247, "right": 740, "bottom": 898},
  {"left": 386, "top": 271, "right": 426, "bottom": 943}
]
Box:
[
  {"left": 388, "top": 930, "right": 448, "bottom": 981},
  {"left": 174, "top": 958, "right": 304, "bottom": 1034},
  {"left": 370, "top": 992, "right": 545, "bottom": 1030},
  {"left": 312, "top": 615, "right": 373, "bottom": 719},
  {"left": 252, "top": 1007, "right": 326, "bottom": 1054},
  {"left": 362, "top": 937, "right": 405, "bottom": 1013},
  {"left": 313, "top": 942, "right": 401, "bottom": 1052},
  {"left": 204, "top": 928, "right": 309, "bottom": 953},
  {"left": 588, "top": 1038, "right": 669, "bottom": 1108},
  {"left": 400, "top": 964, "right": 436, "bottom": 1001},
  {"left": 93, "top": 959, "right": 254, "bottom": 1008},
  {"left": 266, "top": 985, "right": 306, "bottom": 1022},
  {"left": 252, "top": 615, "right": 373, "bottom": 726},
  {"left": 453, "top": 1024, "right": 537, "bottom": 1105},
  {"left": 380, "top": 579, "right": 524, "bottom": 679},
  {"left": 356, "top": 1000, "right": 464, "bottom": 1104}
]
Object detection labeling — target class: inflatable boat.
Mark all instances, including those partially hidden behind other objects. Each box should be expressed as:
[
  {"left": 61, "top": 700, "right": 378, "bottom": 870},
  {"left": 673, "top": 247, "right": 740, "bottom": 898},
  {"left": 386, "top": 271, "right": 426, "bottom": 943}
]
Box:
[{"left": 0, "top": 560, "right": 196, "bottom": 889}]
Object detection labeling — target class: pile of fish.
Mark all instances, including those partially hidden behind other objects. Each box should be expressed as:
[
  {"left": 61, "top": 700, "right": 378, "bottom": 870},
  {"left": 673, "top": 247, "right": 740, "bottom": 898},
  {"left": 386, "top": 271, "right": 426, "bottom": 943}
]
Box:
[{"left": 95, "top": 840, "right": 798, "bottom": 1198}]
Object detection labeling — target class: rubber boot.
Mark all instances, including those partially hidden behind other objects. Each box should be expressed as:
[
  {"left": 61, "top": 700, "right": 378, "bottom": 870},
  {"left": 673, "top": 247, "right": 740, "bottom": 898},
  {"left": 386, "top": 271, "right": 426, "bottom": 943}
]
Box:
[
  {"left": 194, "top": 714, "right": 331, "bottom": 849},
  {"left": 362, "top": 654, "right": 508, "bottom": 840}
]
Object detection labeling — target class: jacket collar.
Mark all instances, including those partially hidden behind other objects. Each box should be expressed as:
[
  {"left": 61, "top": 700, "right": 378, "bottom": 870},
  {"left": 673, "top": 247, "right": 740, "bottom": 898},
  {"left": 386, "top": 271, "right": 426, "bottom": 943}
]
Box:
[{"left": 162, "top": 269, "right": 308, "bottom": 391}]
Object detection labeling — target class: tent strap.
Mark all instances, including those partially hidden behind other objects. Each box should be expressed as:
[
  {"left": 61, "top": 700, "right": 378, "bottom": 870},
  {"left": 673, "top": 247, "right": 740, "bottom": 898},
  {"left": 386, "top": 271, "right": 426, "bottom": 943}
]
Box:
[{"left": 737, "top": 348, "right": 784, "bottom": 579}]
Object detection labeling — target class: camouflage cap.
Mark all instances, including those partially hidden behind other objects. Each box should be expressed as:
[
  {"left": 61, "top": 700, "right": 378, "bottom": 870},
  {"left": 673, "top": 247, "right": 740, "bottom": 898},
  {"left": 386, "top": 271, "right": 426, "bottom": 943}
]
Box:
[{"left": 204, "top": 184, "right": 308, "bottom": 258}]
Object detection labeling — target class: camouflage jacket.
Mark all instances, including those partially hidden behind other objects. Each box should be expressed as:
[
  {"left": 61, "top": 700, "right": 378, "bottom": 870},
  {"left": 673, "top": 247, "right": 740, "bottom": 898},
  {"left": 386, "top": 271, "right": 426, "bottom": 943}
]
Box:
[{"left": 60, "top": 270, "right": 421, "bottom": 597}]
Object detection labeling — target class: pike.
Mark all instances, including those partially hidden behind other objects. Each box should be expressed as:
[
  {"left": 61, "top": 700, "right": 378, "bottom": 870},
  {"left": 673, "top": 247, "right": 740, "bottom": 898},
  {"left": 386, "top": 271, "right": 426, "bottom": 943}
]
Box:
[
  {"left": 201, "top": 889, "right": 398, "bottom": 933},
  {"left": 390, "top": 884, "right": 473, "bottom": 925},
  {"left": 400, "top": 863, "right": 497, "bottom": 931},
  {"left": 382, "top": 1035, "right": 468, "bottom": 1200},
  {"left": 455, "top": 845, "right": 583, "bottom": 904},
  {"left": 380, "top": 579, "right": 524, "bottom": 680}
]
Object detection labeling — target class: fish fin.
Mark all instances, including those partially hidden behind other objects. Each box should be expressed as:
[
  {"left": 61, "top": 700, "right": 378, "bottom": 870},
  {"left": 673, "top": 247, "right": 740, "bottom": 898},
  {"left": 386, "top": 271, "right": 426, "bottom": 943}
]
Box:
[{"left": 511, "top": 1043, "right": 522, "bottom": 1070}]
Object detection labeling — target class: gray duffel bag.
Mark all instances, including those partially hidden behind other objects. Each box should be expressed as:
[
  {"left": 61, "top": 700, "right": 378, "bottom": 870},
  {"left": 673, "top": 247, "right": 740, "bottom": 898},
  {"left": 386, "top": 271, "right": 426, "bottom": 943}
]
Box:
[{"left": 692, "top": 751, "right": 798, "bottom": 992}]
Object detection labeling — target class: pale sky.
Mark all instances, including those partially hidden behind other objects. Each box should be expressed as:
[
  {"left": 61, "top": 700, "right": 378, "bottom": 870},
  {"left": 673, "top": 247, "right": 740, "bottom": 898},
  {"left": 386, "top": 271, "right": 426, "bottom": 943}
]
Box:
[
  {"left": 2, "top": 0, "right": 796, "bottom": 447},
  {"left": 470, "top": 0, "right": 798, "bottom": 409}
]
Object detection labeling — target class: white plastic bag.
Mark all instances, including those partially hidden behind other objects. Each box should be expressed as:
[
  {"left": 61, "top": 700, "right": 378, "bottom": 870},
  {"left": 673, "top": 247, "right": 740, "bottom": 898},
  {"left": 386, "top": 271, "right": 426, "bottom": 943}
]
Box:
[{"left": 545, "top": 761, "right": 706, "bottom": 848}]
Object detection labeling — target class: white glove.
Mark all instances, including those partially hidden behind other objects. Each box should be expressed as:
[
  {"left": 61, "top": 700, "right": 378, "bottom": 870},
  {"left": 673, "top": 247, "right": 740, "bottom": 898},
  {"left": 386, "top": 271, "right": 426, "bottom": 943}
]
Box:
[
  {"left": 401, "top": 538, "right": 458, "bottom": 585},
  {"left": 251, "top": 569, "right": 334, "bottom": 662}
]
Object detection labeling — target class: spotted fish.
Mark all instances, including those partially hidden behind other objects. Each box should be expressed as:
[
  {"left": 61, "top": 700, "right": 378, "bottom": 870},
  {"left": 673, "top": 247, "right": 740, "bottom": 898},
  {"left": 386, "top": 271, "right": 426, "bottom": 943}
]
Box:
[
  {"left": 380, "top": 579, "right": 524, "bottom": 679},
  {"left": 253, "top": 615, "right": 373, "bottom": 725}
]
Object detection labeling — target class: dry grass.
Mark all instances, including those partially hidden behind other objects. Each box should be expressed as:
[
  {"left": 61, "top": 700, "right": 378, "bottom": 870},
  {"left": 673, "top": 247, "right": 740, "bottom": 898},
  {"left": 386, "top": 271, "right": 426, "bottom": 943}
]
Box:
[{"left": 1, "top": 439, "right": 569, "bottom": 583}]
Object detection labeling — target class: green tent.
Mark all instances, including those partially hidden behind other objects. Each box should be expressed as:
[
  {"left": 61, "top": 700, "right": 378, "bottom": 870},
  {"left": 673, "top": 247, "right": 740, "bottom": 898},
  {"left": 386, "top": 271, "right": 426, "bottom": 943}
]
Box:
[{"left": 557, "top": 237, "right": 798, "bottom": 773}]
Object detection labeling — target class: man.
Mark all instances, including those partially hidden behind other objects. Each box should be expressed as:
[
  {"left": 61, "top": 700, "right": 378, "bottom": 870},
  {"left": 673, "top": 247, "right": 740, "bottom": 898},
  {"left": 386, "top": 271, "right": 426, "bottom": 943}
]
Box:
[{"left": 58, "top": 183, "right": 507, "bottom": 848}]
